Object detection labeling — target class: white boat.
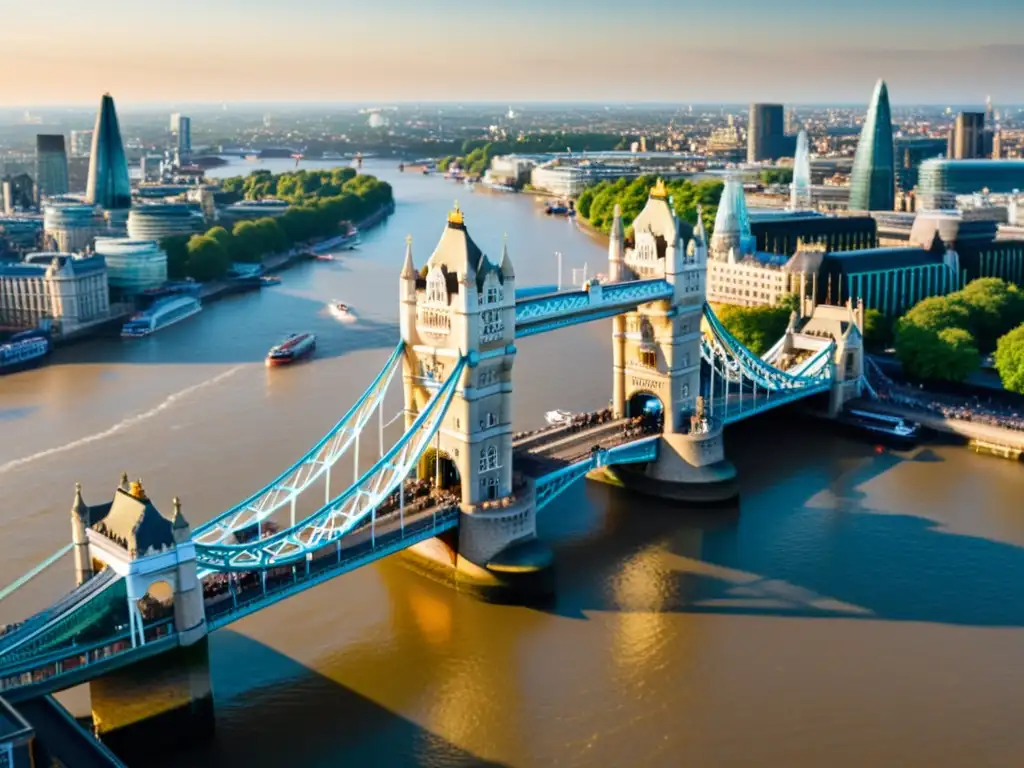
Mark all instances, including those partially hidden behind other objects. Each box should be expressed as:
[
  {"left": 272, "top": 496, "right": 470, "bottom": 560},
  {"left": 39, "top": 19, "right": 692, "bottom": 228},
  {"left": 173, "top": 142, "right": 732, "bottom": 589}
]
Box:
[
  {"left": 329, "top": 301, "right": 355, "bottom": 321},
  {"left": 545, "top": 409, "right": 573, "bottom": 426},
  {"left": 121, "top": 295, "right": 202, "bottom": 338}
]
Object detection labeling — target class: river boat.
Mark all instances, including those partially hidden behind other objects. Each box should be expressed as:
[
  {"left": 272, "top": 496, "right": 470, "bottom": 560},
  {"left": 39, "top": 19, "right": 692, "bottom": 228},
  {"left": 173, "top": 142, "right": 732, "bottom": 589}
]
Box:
[
  {"left": 0, "top": 329, "right": 51, "bottom": 375},
  {"left": 329, "top": 301, "right": 355, "bottom": 322},
  {"left": 545, "top": 409, "right": 573, "bottom": 426},
  {"left": 546, "top": 202, "right": 575, "bottom": 216},
  {"left": 322, "top": 151, "right": 344, "bottom": 160},
  {"left": 266, "top": 332, "right": 316, "bottom": 367},
  {"left": 838, "top": 408, "right": 920, "bottom": 450},
  {"left": 260, "top": 275, "right": 281, "bottom": 286},
  {"left": 311, "top": 225, "right": 360, "bottom": 256},
  {"left": 121, "top": 295, "right": 202, "bottom": 338}
]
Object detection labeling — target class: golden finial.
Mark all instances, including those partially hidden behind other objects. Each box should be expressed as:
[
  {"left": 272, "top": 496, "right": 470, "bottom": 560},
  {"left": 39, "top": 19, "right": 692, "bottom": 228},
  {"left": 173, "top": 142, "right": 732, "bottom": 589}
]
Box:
[
  {"left": 650, "top": 178, "right": 668, "bottom": 199},
  {"left": 448, "top": 201, "right": 464, "bottom": 226},
  {"left": 128, "top": 479, "right": 147, "bottom": 501}
]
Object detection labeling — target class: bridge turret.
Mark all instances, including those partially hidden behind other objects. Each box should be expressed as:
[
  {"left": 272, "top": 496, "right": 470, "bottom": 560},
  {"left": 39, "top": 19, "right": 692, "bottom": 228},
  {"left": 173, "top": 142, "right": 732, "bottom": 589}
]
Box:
[
  {"left": 400, "top": 235, "right": 417, "bottom": 342},
  {"left": 71, "top": 482, "right": 93, "bottom": 586}
]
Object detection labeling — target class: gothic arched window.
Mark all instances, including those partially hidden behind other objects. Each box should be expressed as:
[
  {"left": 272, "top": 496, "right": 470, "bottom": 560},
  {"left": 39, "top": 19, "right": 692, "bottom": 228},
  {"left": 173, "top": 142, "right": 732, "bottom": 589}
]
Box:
[{"left": 426, "top": 268, "right": 447, "bottom": 305}]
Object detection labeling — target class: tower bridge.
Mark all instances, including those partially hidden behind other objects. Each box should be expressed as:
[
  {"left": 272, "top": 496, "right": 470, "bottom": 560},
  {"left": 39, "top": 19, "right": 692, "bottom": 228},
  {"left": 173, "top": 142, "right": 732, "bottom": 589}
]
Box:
[{"left": 0, "top": 181, "right": 865, "bottom": 752}]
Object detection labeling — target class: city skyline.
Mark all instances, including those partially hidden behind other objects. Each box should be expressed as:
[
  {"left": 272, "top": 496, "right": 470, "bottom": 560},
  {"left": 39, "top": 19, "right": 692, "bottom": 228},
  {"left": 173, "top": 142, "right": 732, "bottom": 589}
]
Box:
[{"left": 2, "top": 0, "right": 1024, "bottom": 106}]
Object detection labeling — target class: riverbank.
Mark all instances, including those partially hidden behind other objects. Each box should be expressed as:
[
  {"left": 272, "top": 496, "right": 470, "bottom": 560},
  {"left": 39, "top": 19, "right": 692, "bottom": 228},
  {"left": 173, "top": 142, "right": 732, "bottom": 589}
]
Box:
[{"left": 858, "top": 399, "right": 1024, "bottom": 457}]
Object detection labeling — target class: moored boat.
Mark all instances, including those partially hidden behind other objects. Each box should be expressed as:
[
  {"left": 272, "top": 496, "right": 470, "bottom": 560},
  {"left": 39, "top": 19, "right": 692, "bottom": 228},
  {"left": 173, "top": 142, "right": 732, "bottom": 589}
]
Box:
[
  {"left": 121, "top": 295, "right": 202, "bottom": 338},
  {"left": 838, "top": 408, "right": 920, "bottom": 450},
  {"left": 266, "top": 332, "right": 316, "bottom": 367},
  {"left": 0, "top": 329, "right": 51, "bottom": 375}
]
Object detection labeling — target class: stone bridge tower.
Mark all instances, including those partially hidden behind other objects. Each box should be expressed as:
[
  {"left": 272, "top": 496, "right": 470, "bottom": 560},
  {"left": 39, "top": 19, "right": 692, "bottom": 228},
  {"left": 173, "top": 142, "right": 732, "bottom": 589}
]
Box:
[
  {"left": 400, "top": 205, "right": 547, "bottom": 596},
  {"left": 606, "top": 182, "right": 737, "bottom": 502}
]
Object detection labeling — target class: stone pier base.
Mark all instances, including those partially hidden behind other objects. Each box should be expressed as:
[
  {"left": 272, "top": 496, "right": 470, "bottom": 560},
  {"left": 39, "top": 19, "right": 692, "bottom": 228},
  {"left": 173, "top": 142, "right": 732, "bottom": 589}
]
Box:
[
  {"left": 90, "top": 637, "right": 214, "bottom": 759},
  {"left": 399, "top": 496, "right": 555, "bottom": 604},
  {"left": 590, "top": 430, "right": 738, "bottom": 504}
]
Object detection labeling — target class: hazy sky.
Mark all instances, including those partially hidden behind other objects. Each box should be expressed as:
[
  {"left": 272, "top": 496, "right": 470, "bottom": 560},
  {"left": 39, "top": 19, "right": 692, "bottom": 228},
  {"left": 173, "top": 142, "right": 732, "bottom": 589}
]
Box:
[{"left": 3, "top": 0, "right": 1023, "bottom": 106}]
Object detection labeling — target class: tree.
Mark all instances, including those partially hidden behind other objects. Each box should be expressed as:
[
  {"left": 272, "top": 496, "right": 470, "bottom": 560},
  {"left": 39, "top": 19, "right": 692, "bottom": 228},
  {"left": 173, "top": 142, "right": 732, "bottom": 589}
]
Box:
[
  {"left": 160, "top": 235, "right": 190, "bottom": 280},
  {"left": 185, "top": 235, "right": 230, "bottom": 281},
  {"left": 205, "top": 226, "right": 235, "bottom": 261},
  {"left": 713, "top": 303, "right": 791, "bottom": 356},
  {"left": 863, "top": 308, "right": 892, "bottom": 351},
  {"left": 231, "top": 220, "right": 266, "bottom": 262},
  {"left": 994, "top": 324, "right": 1024, "bottom": 394},
  {"left": 956, "top": 278, "right": 1024, "bottom": 352},
  {"left": 900, "top": 294, "right": 973, "bottom": 333},
  {"left": 760, "top": 168, "right": 794, "bottom": 185},
  {"left": 894, "top": 321, "right": 980, "bottom": 382}
]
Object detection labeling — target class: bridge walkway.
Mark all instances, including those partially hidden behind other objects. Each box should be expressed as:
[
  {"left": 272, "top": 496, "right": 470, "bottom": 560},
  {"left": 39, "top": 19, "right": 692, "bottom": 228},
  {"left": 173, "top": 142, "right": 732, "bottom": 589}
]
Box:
[{"left": 513, "top": 417, "right": 659, "bottom": 479}]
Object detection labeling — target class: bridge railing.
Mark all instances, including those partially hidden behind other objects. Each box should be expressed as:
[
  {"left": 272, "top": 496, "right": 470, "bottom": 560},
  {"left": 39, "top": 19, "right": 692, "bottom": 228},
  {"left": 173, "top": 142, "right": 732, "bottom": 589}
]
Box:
[
  {"left": 0, "top": 619, "right": 175, "bottom": 696},
  {"left": 204, "top": 506, "right": 460, "bottom": 631}
]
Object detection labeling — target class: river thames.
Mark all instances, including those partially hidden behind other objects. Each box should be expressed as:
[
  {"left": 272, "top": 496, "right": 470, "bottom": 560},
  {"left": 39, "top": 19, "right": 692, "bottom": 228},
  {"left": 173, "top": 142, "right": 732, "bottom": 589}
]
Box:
[{"left": 2, "top": 159, "right": 1024, "bottom": 766}]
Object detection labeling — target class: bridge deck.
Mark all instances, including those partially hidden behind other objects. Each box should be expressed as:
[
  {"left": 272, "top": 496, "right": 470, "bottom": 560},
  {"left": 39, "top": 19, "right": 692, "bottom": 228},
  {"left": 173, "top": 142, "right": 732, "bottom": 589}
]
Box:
[{"left": 514, "top": 418, "right": 656, "bottom": 478}]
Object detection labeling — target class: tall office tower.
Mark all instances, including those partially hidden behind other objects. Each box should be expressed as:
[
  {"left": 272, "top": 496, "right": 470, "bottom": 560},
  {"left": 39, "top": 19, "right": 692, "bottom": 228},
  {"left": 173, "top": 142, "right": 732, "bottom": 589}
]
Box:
[
  {"left": 747, "top": 103, "right": 786, "bottom": 163},
  {"left": 951, "top": 112, "right": 985, "bottom": 159},
  {"left": 85, "top": 93, "right": 131, "bottom": 210},
  {"left": 790, "top": 130, "right": 812, "bottom": 210},
  {"left": 848, "top": 79, "right": 895, "bottom": 211},
  {"left": 170, "top": 112, "right": 181, "bottom": 134},
  {"left": 175, "top": 116, "right": 192, "bottom": 157},
  {"left": 985, "top": 95, "right": 994, "bottom": 125},
  {"left": 35, "top": 135, "right": 69, "bottom": 200},
  {"left": 69, "top": 130, "right": 93, "bottom": 158},
  {"left": 992, "top": 129, "right": 1003, "bottom": 160}
]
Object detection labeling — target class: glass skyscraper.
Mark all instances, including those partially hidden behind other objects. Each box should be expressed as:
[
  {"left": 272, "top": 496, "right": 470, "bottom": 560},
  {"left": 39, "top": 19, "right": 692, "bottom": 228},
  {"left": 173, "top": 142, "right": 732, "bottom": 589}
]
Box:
[
  {"left": 848, "top": 80, "right": 895, "bottom": 212},
  {"left": 85, "top": 93, "right": 131, "bottom": 210},
  {"left": 35, "top": 135, "right": 69, "bottom": 200},
  {"left": 790, "top": 130, "right": 812, "bottom": 210}
]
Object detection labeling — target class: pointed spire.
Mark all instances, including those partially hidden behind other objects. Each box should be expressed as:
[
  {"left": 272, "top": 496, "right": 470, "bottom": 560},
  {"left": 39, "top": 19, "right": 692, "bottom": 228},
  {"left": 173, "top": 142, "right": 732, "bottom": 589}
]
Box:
[
  {"left": 693, "top": 205, "right": 706, "bottom": 243},
  {"left": 119, "top": 471, "right": 129, "bottom": 491},
  {"left": 171, "top": 497, "right": 189, "bottom": 530},
  {"left": 499, "top": 233, "right": 515, "bottom": 279},
  {"left": 401, "top": 235, "right": 416, "bottom": 279},
  {"left": 72, "top": 482, "right": 87, "bottom": 520},
  {"left": 128, "top": 478, "right": 147, "bottom": 501}
]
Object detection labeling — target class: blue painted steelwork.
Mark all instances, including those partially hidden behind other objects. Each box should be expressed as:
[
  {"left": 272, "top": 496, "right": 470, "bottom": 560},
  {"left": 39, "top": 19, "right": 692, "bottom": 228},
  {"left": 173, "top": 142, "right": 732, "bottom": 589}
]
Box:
[
  {"left": 0, "top": 543, "right": 73, "bottom": 603},
  {"left": 206, "top": 508, "right": 459, "bottom": 631},
  {"left": 0, "top": 622, "right": 177, "bottom": 701},
  {"left": 535, "top": 436, "right": 659, "bottom": 511},
  {"left": 194, "top": 342, "right": 405, "bottom": 545},
  {"left": 0, "top": 570, "right": 125, "bottom": 662},
  {"left": 514, "top": 284, "right": 559, "bottom": 300},
  {"left": 195, "top": 356, "right": 467, "bottom": 571},
  {"left": 515, "top": 279, "right": 673, "bottom": 335}
]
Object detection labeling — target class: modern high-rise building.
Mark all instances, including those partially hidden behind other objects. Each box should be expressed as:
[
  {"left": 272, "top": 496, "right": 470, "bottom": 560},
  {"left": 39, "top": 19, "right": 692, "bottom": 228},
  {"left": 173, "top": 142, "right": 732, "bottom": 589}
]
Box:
[
  {"left": 790, "top": 130, "right": 812, "bottom": 210},
  {"left": 747, "top": 103, "right": 787, "bottom": 163},
  {"left": 170, "top": 113, "right": 182, "bottom": 134},
  {"left": 35, "top": 135, "right": 69, "bottom": 201},
  {"left": 175, "top": 116, "right": 192, "bottom": 157},
  {"left": 848, "top": 80, "right": 895, "bottom": 211},
  {"left": 894, "top": 137, "right": 947, "bottom": 192},
  {"left": 85, "top": 94, "right": 132, "bottom": 210},
  {"left": 917, "top": 159, "right": 1024, "bottom": 210},
  {"left": 69, "top": 130, "right": 93, "bottom": 158},
  {"left": 950, "top": 112, "right": 986, "bottom": 159}
]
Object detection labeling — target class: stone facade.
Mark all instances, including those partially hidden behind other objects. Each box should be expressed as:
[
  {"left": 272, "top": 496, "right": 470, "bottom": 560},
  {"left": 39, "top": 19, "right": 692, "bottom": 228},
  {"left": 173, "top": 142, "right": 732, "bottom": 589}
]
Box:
[{"left": 0, "top": 253, "right": 110, "bottom": 334}]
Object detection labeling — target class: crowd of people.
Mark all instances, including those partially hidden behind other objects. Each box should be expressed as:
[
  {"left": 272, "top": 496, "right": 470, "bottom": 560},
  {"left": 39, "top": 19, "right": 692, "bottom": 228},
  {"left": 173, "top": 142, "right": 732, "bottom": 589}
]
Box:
[{"left": 869, "top": 364, "right": 1024, "bottom": 432}]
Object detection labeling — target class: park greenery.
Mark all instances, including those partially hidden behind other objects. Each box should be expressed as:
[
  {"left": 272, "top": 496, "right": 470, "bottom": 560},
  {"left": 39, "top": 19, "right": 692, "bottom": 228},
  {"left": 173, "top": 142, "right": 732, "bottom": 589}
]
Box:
[
  {"left": 162, "top": 170, "right": 393, "bottom": 281},
  {"left": 893, "top": 278, "right": 1024, "bottom": 384},
  {"left": 438, "top": 134, "right": 628, "bottom": 177},
  {"left": 577, "top": 175, "right": 725, "bottom": 238},
  {"left": 994, "top": 325, "right": 1024, "bottom": 395},
  {"left": 759, "top": 168, "right": 794, "bottom": 186},
  {"left": 711, "top": 295, "right": 799, "bottom": 356}
]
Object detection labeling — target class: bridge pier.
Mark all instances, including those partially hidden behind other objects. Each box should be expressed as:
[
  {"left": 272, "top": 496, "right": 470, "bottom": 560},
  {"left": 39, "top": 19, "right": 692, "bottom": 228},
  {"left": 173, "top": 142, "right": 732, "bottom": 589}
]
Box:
[
  {"left": 590, "top": 427, "right": 738, "bottom": 504},
  {"left": 90, "top": 637, "right": 213, "bottom": 757},
  {"left": 404, "top": 491, "right": 554, "bottom": 604}
]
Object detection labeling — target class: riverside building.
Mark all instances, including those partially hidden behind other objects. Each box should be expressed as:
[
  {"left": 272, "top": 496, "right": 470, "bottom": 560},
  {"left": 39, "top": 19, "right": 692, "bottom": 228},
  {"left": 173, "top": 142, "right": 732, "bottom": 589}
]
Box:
[
  {"left": 93, "top": 237, "right": 168, "bottom": 297},
  {"left": 127, "top": 203, "right": 204, "bottom": 241},
  {"left": 0, "top": 252, "right": 110, "bottom": 334},
  {"left": 42, "top": 202, "right": 103, "bottom": 253}
]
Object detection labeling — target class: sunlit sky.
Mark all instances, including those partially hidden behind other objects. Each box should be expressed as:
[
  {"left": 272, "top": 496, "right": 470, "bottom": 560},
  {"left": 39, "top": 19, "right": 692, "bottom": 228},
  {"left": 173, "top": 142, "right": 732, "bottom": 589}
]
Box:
[{"left": 3, "top": 0, "right": 1023, "bottom": 106}]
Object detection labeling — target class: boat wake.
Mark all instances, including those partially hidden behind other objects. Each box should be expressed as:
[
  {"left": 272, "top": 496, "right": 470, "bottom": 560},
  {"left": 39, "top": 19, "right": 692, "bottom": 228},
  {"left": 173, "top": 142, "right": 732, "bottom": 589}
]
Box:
[{"left": 0, "top": 366, "right": 243, "bottom": 476}]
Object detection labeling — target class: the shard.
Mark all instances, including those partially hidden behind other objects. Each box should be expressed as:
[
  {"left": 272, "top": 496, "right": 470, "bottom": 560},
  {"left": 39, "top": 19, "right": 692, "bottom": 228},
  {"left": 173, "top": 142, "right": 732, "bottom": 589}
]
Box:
[
  {"left": 790, "top": 129, "right": 812, "bottom": 210},
  {"left": 85, "top": 93, "right": 131, "bottom": 210},
  {"left": 848, "top": 79, "right": 895, "bottom": 211}
]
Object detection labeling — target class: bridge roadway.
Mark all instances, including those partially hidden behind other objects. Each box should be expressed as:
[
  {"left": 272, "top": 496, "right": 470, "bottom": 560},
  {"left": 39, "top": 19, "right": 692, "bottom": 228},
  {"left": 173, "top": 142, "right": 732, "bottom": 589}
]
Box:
[{"left": 513, "top": 417, "right": 656, "bottom": 479}]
